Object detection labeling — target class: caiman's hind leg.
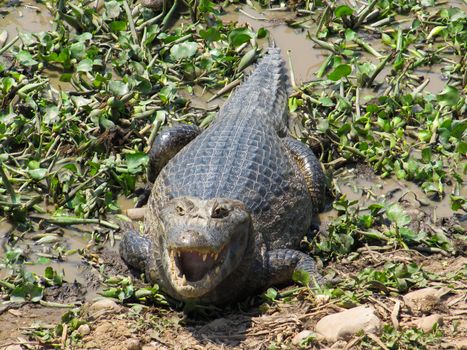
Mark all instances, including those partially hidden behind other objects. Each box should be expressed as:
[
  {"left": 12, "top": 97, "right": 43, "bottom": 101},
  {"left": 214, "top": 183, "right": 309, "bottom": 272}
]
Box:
[
  {"left": 282, "top": 137, "right": 326, "bottom": 212},
  {"left": 260, "top": 138, "right": 327, "bottom": 288},
  {"left": 265, "top": 249, "right": 325, "bottom": 287},
  {"left": 136, "top": 124, "right": 202, "bottom": 207},
  {"left": 119, "top": 223, "right": 153, "bottom": 273}
]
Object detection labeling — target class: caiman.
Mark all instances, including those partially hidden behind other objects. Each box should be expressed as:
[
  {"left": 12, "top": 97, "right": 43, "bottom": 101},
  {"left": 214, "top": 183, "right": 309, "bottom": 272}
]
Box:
[{"left": 120, "top": 48, "right": 326, "bottom": 304}]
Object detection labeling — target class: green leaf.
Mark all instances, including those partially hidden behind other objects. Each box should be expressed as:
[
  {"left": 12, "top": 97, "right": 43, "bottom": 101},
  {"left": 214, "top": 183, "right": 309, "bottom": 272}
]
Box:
[
  {"left": 108, "top": 80, "right": 129, "bottom": 96},
  {"left": 335, "top": 5, "right": 354, "bottom": 18},
  {"left": 69, "top": 42, "right": 86, "bottom": 59},
  {"left": 256, "top": 27, "right": 268, "bottom": 39},
  {"left": 28, "top": 168, "right": 47, "bottom": 180},
  {"left": 345, "top": 29, "right": 356, "bottom": 41},
  {"left": 228, "top": 28, "right": 254, "bottom": 47},
  {"left": 426, "top": 26, "right": 446, "bottom": 40},
  {"left": 198, "top": 0, "right": 215, "bottom": 13},
  {"left": 327, "top": 64, "right": 351, "bottom": 81},
  {"left": 450, "top": 120, "right": 466, "bottom": 139},
  {"left": 421, "top": 148, "right": 432, "bottom": 163},
  {"left": 16, "top": 51, "right": 38, "bottom": 66},
  {"left": 292, "top": 270, "right": 310, "bottom": 286},
  {"left": 386, "top": 204, "right": 411, "bottom": 227},
  {"left": 45, "top": 266, "right": 54, "bottom": 280},
  {"left": 159, "top": 84, "right": 177, "bottom": 103},
  {"left": 105, "top": 0, "right": 122, "bottom": 18},
  {"left": 170, "top": 42, "right": 198, "bottom": 60},
  {"left": 262, "top": 288, "right": 278, "bottom": 302},
  {"left": 76, "top": 59, "right": 93, "bottom": 72},
  {"left": 199, "top": 28, "right": 220, "bottom": 42},
  {"left": 110, "top": 21, "right": 127, "bottom": 32},
  {"left": 436, "top": 86, "right": 460, "bottom": 107},
  {"left": 126, "top": 152, "right": 148, "bottom": 174}
]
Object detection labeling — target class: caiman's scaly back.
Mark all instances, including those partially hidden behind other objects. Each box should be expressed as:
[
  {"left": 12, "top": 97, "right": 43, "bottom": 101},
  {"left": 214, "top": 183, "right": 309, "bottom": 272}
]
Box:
[{"left": 214, "top": 48, "right": 290, "bottom": 134}]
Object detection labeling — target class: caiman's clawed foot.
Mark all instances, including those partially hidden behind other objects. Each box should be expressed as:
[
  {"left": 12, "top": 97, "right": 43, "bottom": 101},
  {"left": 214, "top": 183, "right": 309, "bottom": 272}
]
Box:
[{"left": 264, "top": 249, "right": 325, "bottom": 288}]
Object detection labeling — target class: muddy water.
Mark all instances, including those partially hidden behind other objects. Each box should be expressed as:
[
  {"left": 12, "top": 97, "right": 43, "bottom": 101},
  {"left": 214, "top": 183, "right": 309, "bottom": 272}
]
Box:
[
  {"left": 0, "top": 0, "right": 52, "bottom": 38},
  {"left": 323, "top": 166, "right": 465, "bottom": 224},
  {"left": 222, "top": 6, "right": 327, "bottom": 84},
  {"left": 0, "top": 225, "right": 88, "bottom": 281}
]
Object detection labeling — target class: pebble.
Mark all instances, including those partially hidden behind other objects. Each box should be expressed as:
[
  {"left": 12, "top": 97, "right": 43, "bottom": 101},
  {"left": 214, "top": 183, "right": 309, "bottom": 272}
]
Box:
[
  {"left": 403, "top": 288, "right": 446, "bottom": 314},
  {"left": 4, "top": 346, "right": 23, "bottom": 350},
  {"left": 292, "top": 330, "right": 315, "bottom": 345},
  {"left": 124, "top": 338, "right": 142, "bottom": 350},
  {"left": 77, "top": 324, "right": 91, "bottom": 336},
  {"left": 315, "top": 305, "right": 381, "bottom": 342},
  {"left": 89, "top": 298, "right": 121, "bottom": 315},
  {"left": 412, "top": 314, "right": 443, "bottom": 332}
]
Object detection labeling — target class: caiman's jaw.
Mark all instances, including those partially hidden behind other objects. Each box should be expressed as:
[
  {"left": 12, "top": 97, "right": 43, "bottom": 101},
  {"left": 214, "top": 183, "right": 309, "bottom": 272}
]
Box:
[
  {"left": 167, "top": 232, "right": 247, "bottom": 297},
  {"left": 161, "top": 197, "right": 251, "bottom": 299}
]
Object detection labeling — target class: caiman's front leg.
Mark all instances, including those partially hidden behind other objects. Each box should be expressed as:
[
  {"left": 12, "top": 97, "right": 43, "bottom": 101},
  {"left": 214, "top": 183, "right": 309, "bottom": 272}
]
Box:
[
  {"left": 283, "top": 137, "right": 326, "bottom": 212},
  {"left": 119, "top": 223, "right": 153, "bottom": 272},
  {"left": 136, "top": 124, "right": 202, "bottom": 207},
  {"left": 264, "top": 249, "right": 325, "bottom": 287}
]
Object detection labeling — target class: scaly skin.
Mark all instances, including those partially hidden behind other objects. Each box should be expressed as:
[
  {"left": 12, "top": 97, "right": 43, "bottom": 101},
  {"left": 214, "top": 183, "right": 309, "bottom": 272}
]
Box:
[{"left": 120, "top": 48, "right": 326, "bottom": 305}]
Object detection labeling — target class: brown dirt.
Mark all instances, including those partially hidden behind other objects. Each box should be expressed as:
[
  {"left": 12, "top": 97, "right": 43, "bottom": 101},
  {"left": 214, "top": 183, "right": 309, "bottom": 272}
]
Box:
[{"left": 0, "top": 305, "right": 63, "bottom": 349}]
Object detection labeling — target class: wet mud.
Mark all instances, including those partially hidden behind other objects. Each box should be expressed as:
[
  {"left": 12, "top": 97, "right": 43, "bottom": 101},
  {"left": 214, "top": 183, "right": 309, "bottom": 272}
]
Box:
[
  {"left": 222, "top": 6, "right": 327, "bottom": 84},
  {"left": 0, "top": 0, "right": 52, "bottom": 38}
]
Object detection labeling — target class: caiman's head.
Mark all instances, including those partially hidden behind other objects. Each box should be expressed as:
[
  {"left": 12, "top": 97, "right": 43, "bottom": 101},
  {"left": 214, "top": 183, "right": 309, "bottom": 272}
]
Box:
[{"left": 158, "top": 197, "right": 252, "bottom": 299}]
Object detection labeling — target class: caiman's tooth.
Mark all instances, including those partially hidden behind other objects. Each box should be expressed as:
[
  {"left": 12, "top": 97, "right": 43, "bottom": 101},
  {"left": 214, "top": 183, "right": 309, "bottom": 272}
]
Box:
[
  {"left": 202, "top": 253, "right": 207, "bottom": 262},
  {"left": 213, "top": 252, "right": 218, "bottom": 260},
  {"left": 206, "top": 274, "right": 211, "bottom": 283},
  {"left": 181, "top": 274, "right": 187, "bottom": 286},
  {"left": 215, "top": 266, "right": 220, "bottom": 274}
]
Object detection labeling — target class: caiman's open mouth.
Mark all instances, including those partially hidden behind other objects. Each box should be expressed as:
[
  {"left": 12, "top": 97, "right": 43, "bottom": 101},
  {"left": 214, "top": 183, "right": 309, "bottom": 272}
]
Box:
[
  {"left": 173, "top": 243, "right": 228, "bottom": 282},
  {"left": 167, "top": 233, "right": 246, "bottom": 298}
]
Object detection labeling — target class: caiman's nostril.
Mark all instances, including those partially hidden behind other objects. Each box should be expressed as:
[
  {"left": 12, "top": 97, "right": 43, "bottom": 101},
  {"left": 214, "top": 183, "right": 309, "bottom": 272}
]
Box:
[
  {"left": 211, "top": 205, "right": 230, "bottom": 219},
  {"left": 176, "top": 205, "right": 185, "bottom": 216}
]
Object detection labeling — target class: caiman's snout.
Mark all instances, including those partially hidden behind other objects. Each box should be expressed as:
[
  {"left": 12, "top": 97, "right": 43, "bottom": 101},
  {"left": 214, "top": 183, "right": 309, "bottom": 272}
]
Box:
[{"left": 161, "top": 197, "right": 252, "bottom": 298}]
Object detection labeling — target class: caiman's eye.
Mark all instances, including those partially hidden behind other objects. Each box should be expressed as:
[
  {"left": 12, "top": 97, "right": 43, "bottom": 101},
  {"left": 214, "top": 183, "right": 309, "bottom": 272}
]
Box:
[
  {"left": 176, "top": 205, "right": 185, "bottom": 216},
  {"left": 211, "top": 206, "right": 229, "bottom": 219}
]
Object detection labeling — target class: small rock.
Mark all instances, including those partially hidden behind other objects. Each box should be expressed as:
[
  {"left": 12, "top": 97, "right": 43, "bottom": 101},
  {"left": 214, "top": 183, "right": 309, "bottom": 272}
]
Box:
[
  {"left": 4, "top": 345, "right": 24, "bottom": 350},
  {"left": 315, "top": 305, "right": 381, "bottom": 342},
  {"left": 124, "top": 338, "right": 141, "bottom": 350},
  {"left": 403, "top": 288, "right": 446, "bottom": 314},
  {"left": 89, "top": 298, "right": 121, "bottom": 315},
  {"left": 315, "top": 294, "right": 330, "bottom": 306},
  {"left": 292, "top": 330, "right": 315, "bottom": 345},
  {"left": 77, "top": 324, "right": 91, "bottom": 336},
  {"left": 412, "top": 314, "right": 443, "bottom": 332}
]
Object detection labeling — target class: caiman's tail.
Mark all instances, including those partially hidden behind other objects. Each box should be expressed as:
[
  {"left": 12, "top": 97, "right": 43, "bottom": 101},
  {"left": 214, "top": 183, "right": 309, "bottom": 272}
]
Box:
[{"left": 217, "top": 48, "right": 290, "bottom": 134}]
